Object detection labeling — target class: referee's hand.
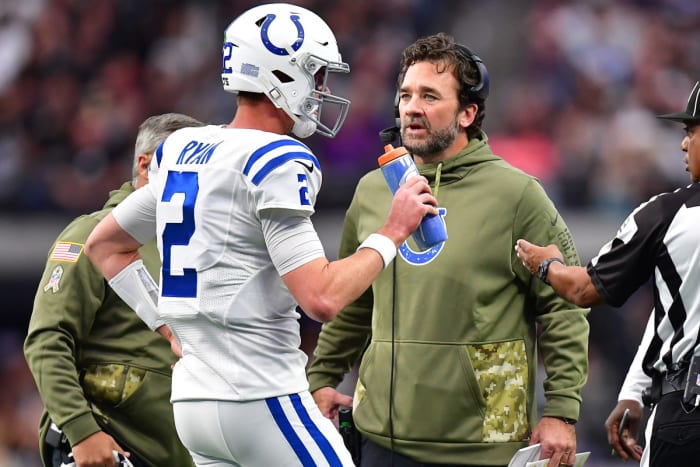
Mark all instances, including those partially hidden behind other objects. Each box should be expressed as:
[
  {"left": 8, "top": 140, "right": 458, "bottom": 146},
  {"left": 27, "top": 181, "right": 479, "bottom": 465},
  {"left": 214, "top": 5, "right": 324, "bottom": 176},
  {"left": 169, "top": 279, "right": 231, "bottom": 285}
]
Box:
[
  {"left": 514, "top": 239, "right": 562, "bottom": 277},
  {"left": 605, "top": 400, "right": 644, "bottom": 461}
]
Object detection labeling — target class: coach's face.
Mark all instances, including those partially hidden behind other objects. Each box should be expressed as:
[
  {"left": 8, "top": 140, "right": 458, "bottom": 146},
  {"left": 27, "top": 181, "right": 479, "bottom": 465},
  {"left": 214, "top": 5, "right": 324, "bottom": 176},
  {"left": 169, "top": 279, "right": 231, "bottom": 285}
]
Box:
[
  {"left": 399, "top": 61, "right": 476, "bottom": 164},
  {"left": 682, "top": 122, "right": 700, "bottom": 183}
]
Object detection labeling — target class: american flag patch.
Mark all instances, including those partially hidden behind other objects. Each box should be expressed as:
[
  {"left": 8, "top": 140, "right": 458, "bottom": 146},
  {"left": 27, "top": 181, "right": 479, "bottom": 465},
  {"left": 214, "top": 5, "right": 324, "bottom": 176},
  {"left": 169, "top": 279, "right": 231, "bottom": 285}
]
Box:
[{"left": 50, "top": 242, "right": 83, "bottom": 262}]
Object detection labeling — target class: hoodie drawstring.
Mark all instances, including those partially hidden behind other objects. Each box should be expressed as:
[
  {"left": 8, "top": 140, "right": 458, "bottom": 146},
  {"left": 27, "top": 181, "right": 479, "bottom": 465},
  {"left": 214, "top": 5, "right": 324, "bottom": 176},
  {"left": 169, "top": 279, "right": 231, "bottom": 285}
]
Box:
[{"left": 434, "top": 161, "right": 443, "bottom": 199}]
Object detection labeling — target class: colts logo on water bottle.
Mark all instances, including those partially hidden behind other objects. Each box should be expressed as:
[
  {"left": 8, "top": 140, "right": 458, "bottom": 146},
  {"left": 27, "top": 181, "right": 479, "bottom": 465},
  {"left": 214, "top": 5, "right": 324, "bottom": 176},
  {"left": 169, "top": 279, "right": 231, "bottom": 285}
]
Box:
[
  {"left": 399, "top": 168, "right": 420, "bottom": 186},
  {"left": 399, "top": 208, "right": 447, "bottom": 265},
  {"left": 260, "top": 14, "right": 305, "bottom": 56}
]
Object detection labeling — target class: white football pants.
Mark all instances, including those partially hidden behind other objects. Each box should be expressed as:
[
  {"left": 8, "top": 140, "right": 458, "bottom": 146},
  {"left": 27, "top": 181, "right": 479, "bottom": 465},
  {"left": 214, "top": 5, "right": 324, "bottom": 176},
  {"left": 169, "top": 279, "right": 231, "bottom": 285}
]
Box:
[{"left": 173, "top": 391, "right": 355, "bottom": 466}]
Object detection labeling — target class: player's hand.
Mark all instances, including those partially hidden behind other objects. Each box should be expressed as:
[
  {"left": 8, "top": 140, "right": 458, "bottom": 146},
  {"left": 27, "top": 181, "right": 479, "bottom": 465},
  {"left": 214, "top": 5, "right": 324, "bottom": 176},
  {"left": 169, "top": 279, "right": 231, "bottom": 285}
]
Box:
[
  {"left": 312, "top": 387, "right": 353, "bottom": 420},
  {"left": 381, "top": 176, "right": 437, "bottom": 245},
  {"left": 156, "top": 324, "right": 183, "bottom": 358},
  {"left": 71, "top": 431, "right": 130, "bottom": 467},
  {"left": 605, "top": 400, "right": 644, "bottom": 461},
  {"left": 514, "top": 239, "right": 563, "bottom": 276}
]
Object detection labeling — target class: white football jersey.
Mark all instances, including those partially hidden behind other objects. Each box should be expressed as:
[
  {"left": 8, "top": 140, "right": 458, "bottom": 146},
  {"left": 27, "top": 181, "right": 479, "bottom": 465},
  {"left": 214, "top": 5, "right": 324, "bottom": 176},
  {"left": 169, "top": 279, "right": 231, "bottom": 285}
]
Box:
[{"left": 113, "top": 125, "right": 325, "bottom": 401}]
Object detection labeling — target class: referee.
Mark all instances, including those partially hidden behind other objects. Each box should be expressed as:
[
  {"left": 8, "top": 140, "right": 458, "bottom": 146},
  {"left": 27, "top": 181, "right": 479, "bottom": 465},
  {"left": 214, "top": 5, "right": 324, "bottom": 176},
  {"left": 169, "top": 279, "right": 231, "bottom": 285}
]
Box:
[{"left": 514, "top": 80, "right": 700, "bottom": 467}]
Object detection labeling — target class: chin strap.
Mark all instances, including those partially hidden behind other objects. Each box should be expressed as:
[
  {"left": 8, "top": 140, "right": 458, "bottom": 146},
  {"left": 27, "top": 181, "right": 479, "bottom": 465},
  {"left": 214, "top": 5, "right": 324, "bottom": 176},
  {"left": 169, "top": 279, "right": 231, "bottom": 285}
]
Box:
[
  {"left": 292, "top": 118, "right": 316, "bottom": 138},
  {"left": 258, "top": 72, "right": 317, "bottom": 139}
]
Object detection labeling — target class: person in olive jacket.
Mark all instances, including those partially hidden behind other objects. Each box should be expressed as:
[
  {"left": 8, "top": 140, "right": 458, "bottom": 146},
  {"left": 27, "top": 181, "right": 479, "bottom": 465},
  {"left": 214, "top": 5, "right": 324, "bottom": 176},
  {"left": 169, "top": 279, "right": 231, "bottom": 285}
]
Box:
[
  {"left": 308, "top": 33, "right": 589, "bottom": 467},
  {"left": 24, "top": 113, "right": 204, "bottom": 467}
]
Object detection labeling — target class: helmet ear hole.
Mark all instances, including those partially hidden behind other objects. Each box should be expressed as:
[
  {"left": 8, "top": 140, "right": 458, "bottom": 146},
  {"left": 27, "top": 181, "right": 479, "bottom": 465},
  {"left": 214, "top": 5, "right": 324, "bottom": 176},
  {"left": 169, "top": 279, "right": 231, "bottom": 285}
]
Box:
[{"left": 273, "top": 70, "right": 294, "bottom": 83}]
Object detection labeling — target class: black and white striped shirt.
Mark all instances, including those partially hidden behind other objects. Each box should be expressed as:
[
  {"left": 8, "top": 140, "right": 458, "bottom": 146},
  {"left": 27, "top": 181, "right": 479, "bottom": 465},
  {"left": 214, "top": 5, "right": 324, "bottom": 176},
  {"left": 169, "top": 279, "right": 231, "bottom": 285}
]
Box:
[{"left": 588, "top": 182, "right": 700, "bottom": 376}]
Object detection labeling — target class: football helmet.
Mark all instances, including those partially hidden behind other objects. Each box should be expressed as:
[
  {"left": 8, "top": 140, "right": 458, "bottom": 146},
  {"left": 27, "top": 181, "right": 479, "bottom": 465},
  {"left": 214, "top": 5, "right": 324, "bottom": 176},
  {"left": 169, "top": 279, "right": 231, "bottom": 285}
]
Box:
[{"left": 222, "top": 3, "right": 351, "bottom": 138}]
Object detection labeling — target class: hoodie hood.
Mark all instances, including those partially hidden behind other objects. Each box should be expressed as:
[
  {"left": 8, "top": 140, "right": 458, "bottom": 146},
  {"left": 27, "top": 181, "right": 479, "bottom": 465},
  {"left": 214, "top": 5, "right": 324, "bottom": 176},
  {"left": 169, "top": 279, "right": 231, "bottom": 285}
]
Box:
[
  {"left": 414, "top": 132, "right": 503, "bottom": 185},
  {"left": 103, "top": 182, "right": 136, "bottom": 210}
]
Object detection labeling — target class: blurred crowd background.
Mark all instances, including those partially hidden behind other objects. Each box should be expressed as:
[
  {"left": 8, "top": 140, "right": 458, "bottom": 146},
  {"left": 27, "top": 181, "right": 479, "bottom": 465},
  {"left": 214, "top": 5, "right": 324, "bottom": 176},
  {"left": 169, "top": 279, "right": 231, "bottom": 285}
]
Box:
[{"left": 1, "top": 0, "right": 699, "bottom": 465}]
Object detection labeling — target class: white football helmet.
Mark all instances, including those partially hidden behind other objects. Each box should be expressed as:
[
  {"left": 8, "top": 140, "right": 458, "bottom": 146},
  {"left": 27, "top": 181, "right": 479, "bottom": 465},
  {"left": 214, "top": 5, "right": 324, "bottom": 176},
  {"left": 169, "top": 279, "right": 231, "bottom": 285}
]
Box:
[{"left": 222, "top": 3, "right": 350, "bottom": 138}]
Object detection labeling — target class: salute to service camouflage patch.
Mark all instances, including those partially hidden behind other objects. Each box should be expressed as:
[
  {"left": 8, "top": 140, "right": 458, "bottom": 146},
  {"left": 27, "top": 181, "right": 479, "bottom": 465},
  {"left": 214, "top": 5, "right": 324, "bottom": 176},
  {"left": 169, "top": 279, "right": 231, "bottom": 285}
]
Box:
[
  {"left": 81, "top": 364, "right": 146, "bottom": 406},
  {"left": 467, "top": 340, "right": 529, "bottom": 442},
  {"left": 50, "top": 241, "right": 84, "bottom": 262}
]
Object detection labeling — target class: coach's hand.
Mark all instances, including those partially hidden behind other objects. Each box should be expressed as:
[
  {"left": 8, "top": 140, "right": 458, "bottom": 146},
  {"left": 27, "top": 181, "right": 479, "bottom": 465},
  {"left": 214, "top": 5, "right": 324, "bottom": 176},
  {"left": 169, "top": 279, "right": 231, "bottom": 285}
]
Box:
[
  {"left": 72, "top": 431, "right": 130, "bottom": 467},
  {"left": 312, "top": 387, "right": 353, "bottom": 420}
]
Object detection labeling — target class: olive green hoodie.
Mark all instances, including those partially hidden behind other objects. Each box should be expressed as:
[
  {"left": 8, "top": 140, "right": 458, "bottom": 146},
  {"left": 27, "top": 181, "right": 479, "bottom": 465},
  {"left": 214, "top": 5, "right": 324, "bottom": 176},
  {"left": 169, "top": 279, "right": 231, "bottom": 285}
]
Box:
[
  {"left": 308, "top": 136, "right": 589, "bottom": 465},
  {"left": 24, "top": 182, "right": 193, "bottom": 467}
]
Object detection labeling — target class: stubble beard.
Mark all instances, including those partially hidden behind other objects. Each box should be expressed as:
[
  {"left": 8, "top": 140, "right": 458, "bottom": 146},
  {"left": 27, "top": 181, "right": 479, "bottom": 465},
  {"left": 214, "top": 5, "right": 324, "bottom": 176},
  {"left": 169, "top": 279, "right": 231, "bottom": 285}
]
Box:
[{"left": 402, "top": 115, "right": 460, "bottom": 161}]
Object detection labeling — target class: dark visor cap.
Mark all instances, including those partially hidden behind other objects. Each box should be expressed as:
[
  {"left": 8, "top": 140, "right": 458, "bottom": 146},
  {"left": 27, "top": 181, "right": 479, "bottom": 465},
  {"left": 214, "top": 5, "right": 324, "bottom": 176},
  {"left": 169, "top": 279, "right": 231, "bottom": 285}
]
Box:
[{"left": 657, "top": 81, "right": 700, "bottom": 123}]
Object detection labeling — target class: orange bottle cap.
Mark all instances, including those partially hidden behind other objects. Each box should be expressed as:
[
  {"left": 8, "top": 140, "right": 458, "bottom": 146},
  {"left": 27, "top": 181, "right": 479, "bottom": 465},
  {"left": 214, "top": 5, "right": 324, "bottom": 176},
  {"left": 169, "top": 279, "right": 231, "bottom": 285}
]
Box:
[{"left": 378, "top": 144, "right": 409, "bottom": 166}]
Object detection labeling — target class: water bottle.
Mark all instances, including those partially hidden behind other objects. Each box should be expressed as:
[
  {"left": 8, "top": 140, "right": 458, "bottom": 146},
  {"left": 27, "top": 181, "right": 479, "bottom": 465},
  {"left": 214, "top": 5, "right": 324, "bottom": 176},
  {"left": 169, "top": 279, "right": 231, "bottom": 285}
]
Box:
[{"left": 378, "top": 144, "right": 447, "bottom": 250}]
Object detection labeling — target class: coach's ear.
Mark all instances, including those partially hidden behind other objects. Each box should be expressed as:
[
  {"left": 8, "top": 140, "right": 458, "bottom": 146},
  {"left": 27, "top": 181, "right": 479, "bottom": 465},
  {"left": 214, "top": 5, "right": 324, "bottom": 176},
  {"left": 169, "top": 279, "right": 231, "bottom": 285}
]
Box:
[
  {"left": 135, "top": 152, "right": 153, "bottom": 187},
  {"left": 458, "top": 103, "right": 478, "bottom": 130}
]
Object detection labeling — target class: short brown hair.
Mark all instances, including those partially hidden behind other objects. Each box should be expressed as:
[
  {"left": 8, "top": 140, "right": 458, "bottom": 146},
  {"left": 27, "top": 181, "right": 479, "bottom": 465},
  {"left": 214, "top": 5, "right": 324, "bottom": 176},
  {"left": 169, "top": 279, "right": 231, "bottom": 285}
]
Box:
[{"left": 397, "top": 33, "right": 486, "bottom": 140}]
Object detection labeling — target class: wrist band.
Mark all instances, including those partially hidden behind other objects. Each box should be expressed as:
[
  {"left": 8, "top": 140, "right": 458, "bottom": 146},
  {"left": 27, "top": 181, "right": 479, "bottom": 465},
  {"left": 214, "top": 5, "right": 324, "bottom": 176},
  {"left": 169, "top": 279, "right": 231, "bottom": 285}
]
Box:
[
  {"left": 537, "top": 257, "right": 565, "bottom": 285},
  {"left": 358, "top": 233, "right": 397, "bottom": 269},
  {"left": 109, "top": 260, "right": 163, "bottom": 330}
]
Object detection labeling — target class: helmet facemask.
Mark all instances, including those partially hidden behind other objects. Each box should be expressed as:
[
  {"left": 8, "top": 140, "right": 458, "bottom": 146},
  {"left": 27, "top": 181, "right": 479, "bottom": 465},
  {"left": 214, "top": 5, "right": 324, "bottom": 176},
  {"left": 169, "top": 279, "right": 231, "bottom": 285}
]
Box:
[{"left": 289, "top": 53, "right": 350, "bottom": 138}]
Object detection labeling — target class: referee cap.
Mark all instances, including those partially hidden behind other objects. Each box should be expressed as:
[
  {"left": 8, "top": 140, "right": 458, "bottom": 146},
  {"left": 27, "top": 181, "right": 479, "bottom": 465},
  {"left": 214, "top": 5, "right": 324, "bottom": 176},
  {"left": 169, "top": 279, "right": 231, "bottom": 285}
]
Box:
[{"left": 657, "top": 81, "right": 700, "bottom": 122}]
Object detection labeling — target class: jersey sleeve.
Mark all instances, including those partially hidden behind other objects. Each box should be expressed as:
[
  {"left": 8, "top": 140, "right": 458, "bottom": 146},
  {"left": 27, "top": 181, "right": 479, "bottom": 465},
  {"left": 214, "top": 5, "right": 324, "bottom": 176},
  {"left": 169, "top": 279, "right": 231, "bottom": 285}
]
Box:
[
  {"left": 617, "top": 312, "right": 654, "bottom": 404},
  {"left": 587, "top": 200, "right": 660, "bottom": 307},
  {"left": 112, "top": 185, "right": 157, "bottom": 245},
  {"left": 243, "top": 138, "right": 322, "bottom": 216},
  {"left": 260, "top": 211, "right": 325, "bottom": 276}
]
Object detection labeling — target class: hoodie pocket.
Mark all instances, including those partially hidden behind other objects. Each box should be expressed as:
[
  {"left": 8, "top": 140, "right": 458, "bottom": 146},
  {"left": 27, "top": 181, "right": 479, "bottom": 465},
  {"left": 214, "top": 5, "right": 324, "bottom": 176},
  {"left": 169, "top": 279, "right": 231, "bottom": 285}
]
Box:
[
  {"left": 354, "top": 340, "right": 491, "bottom": 443},
  {"left": 466, "top": 339, "right": 529, "bottom": 442}
]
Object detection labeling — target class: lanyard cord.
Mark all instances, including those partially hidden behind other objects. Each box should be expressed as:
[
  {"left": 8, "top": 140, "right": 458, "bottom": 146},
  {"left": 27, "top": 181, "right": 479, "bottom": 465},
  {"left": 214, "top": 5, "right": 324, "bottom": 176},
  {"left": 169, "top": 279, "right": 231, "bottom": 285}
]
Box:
[
  {"left": 388, "top": 161, "right": 441, "bottom": 464},
  {"left": 434, "top": 161, "right": 443, "bottom": 199},
  {"left": 389, "top": 256, "right": 397, "bottom": 466}
]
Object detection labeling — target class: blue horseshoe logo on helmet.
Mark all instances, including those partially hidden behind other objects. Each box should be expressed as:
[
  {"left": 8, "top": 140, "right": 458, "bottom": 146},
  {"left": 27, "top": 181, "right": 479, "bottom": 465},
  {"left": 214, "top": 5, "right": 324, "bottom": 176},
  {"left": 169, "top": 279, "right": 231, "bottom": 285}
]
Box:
[{"left": 261, "top": 14, "right": 305, "bottom": 56}]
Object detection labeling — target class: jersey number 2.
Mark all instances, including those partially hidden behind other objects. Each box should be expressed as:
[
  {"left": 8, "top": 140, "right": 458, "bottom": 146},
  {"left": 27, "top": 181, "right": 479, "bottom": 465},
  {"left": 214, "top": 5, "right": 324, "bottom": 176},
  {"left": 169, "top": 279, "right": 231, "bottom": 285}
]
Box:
[{"left": 161, "top": 171, "right": 198, "bottom": 298}]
